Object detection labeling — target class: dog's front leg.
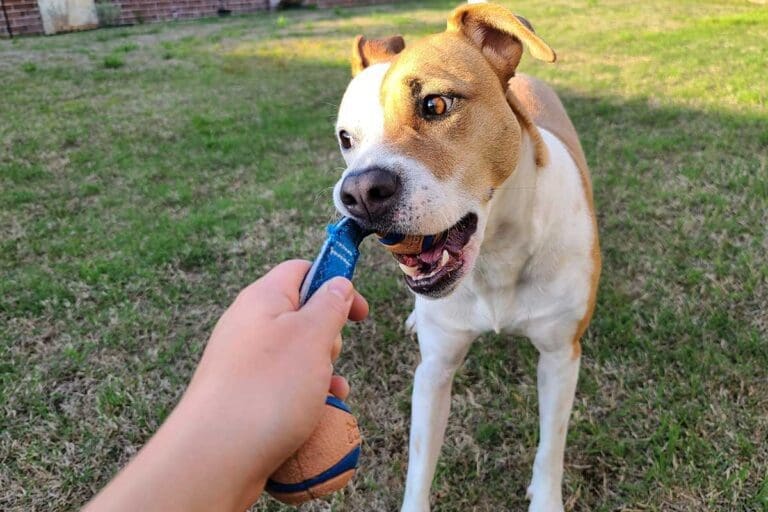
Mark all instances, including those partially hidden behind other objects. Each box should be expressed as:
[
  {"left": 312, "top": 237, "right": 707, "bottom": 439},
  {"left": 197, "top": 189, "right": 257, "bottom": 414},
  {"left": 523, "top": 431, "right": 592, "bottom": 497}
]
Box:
[
  {"left": 401, "top": 318, "right": 474, "bottom": 512},
  {"left": 526, "top": 338, "right": 581, "bottom": 512}
]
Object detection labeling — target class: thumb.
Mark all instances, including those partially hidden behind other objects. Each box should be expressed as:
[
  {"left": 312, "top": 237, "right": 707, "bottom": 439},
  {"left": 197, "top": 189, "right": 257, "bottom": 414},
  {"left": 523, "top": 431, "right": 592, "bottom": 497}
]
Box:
[{"left": 293, "top": 277, "right": 355, "bottom": 350}]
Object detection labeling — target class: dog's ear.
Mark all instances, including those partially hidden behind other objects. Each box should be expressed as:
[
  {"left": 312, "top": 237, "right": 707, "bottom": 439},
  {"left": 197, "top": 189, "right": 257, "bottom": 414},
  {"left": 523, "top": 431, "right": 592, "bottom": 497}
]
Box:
[
  {"left": 447, "top": 3, "right": 555, "bottom": 82},
  {"left": 351, "top": 35, "right": 405, "bottom": 77}
]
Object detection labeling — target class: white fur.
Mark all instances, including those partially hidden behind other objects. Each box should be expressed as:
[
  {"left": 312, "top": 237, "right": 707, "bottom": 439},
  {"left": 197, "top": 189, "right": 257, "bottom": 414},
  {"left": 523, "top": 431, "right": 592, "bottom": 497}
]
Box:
[
  {"left": 334, "top": 61, "right": 595, "bottom": 512},
  {"left": 335, "top": 63, "right": 388, "bottom": 157}
]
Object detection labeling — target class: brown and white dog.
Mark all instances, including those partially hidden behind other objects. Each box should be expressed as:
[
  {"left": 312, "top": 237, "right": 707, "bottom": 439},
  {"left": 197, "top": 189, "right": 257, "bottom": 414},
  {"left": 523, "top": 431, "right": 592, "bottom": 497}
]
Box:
[{"left": 332, "top": 2, "right": 600, "bottom": 510}]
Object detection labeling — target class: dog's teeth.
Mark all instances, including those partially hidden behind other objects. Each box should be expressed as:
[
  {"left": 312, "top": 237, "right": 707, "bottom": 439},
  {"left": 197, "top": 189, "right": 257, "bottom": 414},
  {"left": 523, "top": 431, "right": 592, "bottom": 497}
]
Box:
[
  {"left": 401, "top": 254, "right": 449, "bottom": 281},
  {"left": 414, "top": 267, "right": 440, "bottom": 280}
]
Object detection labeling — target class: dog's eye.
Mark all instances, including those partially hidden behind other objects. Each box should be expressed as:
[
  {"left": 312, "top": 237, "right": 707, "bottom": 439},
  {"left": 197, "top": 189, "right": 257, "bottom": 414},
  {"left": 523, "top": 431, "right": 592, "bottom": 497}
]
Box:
[
  {"left": 422, "top": 95, "right": 454, "bottom": 117},
  {"left": 339, "top": 130, "right": 353, "bottom": 150}
]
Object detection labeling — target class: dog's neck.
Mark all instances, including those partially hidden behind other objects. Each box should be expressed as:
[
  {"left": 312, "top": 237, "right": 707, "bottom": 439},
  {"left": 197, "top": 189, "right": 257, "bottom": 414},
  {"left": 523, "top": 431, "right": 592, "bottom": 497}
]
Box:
[
  {"left": 457, "top": 130, "right": 539, "bottom": 320},
  {"left": 479, "top": 130, "right": 539, "bottom": 259}
]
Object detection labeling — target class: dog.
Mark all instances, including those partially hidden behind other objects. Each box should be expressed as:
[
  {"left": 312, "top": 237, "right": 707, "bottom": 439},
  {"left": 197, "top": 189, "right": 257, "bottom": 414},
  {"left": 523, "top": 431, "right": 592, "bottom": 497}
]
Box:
[{"left": 332, "top": 2, "right": 600, "bottom": 510}]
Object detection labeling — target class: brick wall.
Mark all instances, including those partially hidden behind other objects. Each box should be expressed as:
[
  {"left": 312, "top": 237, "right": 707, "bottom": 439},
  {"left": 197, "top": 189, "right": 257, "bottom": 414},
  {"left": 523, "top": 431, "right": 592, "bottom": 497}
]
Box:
[
  {"left": 0, "top": 0, "right": 44, "bottom": 36},
  {"left": 111, "top": 0, "right": 389, "bottom": 25},
  {"left": 111, "top": 0, "right": 271, "bottom": 26},
  {"left": 0, "top": 5, "right": 6, "bottom": 37},
  {"left": 307, "top": 0, "right": 390, "bottom": 7},
  {"left": 0, "top": 0, "right": 387, "bottom": 37}
]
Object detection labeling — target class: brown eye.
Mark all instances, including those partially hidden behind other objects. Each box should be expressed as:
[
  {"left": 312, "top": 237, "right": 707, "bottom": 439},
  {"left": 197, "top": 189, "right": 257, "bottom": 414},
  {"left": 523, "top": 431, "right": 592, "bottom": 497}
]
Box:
[
  {"left": 423, "top": 95, "right": 453, "bottom": 117},
  {"left": 339, "top": 130, "right": 352, "bottom": 150}
]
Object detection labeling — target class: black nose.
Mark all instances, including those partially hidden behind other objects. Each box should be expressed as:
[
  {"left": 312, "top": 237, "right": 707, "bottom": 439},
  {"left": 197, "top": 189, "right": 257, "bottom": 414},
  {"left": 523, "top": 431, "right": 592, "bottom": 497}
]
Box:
[{"left": 339, "top": 167, "right": 400, "bottom": 221}]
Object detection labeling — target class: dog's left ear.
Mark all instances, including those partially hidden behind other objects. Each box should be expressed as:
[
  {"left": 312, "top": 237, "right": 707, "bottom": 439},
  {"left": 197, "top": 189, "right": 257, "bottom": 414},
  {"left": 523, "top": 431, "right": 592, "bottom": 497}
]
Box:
[
  {"left": 351, "top": 35, "right": 406, "bottom": 77},
  {"left": 447, "top": 3, "right": 556, "bottom": 82}
]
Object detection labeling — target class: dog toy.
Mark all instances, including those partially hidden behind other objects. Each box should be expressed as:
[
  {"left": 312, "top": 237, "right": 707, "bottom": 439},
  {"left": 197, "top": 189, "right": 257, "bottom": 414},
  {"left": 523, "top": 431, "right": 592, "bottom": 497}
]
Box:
[
  {"left": 266, "top": 217, "right": 372, "bottom": 505},
  {"left": 267, "top": 395, "right": 361, "bottom": 505},
  {"left": 377, "top": 231, "right": 445, "bottom": 255}
]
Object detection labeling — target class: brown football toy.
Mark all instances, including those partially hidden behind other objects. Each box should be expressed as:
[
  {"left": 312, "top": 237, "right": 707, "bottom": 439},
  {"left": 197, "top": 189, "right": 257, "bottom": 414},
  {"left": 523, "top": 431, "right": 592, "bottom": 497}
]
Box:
[{"left": 266, "top": 395, "right": 361, "bottom": 505}]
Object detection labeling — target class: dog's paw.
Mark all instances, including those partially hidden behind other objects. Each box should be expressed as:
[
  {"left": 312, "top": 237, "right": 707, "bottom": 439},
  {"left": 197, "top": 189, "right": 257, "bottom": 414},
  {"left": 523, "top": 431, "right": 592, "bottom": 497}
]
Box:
[
  {"left": 405, "top": 310, "right": 417, "bottom": 334},
  {"left": 526, "top": 484, "right": 564, "bottom": 512}
]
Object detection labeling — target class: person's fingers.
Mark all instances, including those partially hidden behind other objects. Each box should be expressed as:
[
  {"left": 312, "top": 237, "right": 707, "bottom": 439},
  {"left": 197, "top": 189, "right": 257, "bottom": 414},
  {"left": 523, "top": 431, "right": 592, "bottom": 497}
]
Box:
[
  {"left": 348, "top": 290, "right": 369, "bottom": 322},
  {"left": 329, "top": 375, "right": 350, "bottom": 400},
  {"left": 258, "top": 259, "right": 312, "bottom": 307},
  {"left": 331, "top": 334, "right": 343, "bottom": 362},
  {"left": 293, "top": 277, "right": 354, "bottom": 353},
  {"left": 236, "top": 260, "right": 311, "bottom": 316}
]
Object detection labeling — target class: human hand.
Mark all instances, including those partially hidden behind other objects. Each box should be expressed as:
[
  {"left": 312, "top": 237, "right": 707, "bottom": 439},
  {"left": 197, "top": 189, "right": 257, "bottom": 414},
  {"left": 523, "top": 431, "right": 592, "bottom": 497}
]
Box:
[
  {"left": 83, "top": 260, "right": 368, "bottom": 512},
  {"left": 187, "top": 259, "right": 369, "bottom": 477}
]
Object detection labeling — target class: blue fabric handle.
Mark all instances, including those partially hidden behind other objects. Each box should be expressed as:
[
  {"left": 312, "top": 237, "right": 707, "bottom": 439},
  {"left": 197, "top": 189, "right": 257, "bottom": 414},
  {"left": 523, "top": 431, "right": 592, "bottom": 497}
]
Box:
[{"left": 298, "top": 217, "right": 372, "bottom": 306}]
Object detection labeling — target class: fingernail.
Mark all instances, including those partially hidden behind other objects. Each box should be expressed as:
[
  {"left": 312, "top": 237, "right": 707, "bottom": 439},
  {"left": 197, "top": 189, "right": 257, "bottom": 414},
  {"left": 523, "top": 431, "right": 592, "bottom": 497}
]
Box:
[{"left": 328, "top": 278, "right": 353, "bottom": 301}]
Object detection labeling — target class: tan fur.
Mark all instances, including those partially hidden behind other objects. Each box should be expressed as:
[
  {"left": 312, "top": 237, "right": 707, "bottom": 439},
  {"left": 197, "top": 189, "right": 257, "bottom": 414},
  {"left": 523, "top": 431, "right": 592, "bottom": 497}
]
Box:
[
  {"left": 508, "top": 74, "right": 588, "bottom": 189},
  {"left": 505, "top": 89, "right": 548, "bottom": 168},
  {"left": 379, "top": 31, "right": 523, "bottom": 200},
  {"left": 507, "top": 73, "right": 601, "bottom": 356}
]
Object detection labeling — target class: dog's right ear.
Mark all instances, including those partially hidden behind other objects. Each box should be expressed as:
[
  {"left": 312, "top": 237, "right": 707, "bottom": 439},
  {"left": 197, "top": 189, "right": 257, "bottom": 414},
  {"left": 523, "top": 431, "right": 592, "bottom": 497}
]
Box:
[{"left": 351, "top": 35, "right": 405, "bottom": 77}]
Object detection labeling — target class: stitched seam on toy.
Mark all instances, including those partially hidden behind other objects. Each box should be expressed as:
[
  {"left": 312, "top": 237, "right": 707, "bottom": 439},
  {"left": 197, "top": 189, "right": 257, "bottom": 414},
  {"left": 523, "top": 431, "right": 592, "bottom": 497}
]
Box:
[
  {"left": 335, "top": 241, "right": 355, "bottom": 258},
  {"left": 329, "top": 248, "right": 352, "bottom": 268}
]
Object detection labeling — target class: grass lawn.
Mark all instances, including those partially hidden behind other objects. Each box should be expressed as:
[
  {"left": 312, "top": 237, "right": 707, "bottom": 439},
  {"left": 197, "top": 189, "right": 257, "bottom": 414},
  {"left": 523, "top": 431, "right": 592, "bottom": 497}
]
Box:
[{"left": 1, "top": 0, "right": 767, "bottom": 510}]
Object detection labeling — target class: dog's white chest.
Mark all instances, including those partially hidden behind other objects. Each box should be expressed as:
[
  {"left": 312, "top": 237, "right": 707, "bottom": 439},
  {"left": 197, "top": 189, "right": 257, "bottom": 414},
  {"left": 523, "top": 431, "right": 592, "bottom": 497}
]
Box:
[
  {"left": 421, "top": 266, "right": 575, "bottom": 336},
  {"left": 463, "top": 258, "right": 530, "bottom": 334}
]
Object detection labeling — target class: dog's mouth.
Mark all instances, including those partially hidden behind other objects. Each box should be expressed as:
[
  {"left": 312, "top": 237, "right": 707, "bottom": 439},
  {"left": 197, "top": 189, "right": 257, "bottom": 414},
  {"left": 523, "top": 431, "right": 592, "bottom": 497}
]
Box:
[{"left": 379, "top": 213, "right": 478, "bottom": 297}]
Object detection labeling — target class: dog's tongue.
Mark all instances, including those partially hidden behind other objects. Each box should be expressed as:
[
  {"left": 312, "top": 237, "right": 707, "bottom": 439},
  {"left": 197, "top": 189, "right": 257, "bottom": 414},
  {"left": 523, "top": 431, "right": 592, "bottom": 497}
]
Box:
[
  {"left": 418, "top": 241, "right": 445, "bottom": 264},
  {"left": 396, "top": 246, "right": 441, "bottom": 268}
]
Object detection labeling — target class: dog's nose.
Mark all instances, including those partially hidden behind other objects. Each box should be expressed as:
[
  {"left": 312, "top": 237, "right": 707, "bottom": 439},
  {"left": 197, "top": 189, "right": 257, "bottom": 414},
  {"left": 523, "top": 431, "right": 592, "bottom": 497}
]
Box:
[{"left": 340, "top": 167, "right": 400, "bottom": 221}]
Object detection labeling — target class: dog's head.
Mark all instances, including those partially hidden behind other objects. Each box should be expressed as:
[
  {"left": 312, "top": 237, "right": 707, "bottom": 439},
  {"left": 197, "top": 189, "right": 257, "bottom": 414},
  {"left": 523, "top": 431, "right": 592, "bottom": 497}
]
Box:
[{"left": 333, "top": 2, "right": 555, "bottom": 298}]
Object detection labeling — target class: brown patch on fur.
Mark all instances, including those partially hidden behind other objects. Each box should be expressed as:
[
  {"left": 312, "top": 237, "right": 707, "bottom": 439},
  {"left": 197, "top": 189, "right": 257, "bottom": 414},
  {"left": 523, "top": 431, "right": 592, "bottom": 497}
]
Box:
[
  {"left": 505, "top": 89, "right": 548, "bottom": 168},
  {"left": 509, "top": 74, "right": 588, "bottom": 185},
  {"left": 351, "top": 35, "right": 405, "bottom": 77},
  {"left": 507, "top": 74, "right": 601, "bottom": 356},
  {"left": 379, "top": 31, "right": 522, "bottom": 199},
  {"left": 572, "top": 241, "right": 601, "bottom": 358},
  {"left": 572, "top": 339, "right": 582, "bottom": 360}
]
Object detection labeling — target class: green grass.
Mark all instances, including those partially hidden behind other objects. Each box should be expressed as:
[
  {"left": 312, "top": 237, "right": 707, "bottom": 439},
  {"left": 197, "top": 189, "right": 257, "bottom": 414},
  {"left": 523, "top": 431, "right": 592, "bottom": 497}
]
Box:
[
  {"left": 102, "top": 53, "right": 125, "bottom": 68},
  {"left": 1, "top": 1, "right": 767, "bottom": 511}
]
